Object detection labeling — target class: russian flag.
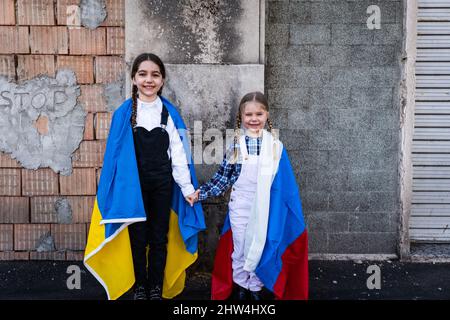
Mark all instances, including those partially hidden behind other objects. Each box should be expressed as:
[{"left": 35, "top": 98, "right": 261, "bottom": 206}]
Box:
[
  {"left": 84, "top": 97, "right": 205, "bottom": 300},
  {"left": 211, "top": 148, "right": 308, "bottom": 300}
]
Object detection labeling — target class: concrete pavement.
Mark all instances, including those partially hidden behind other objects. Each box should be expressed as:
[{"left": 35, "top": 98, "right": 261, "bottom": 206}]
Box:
[{"left": 0, "top": 259, "right": 449, "bottom": 300}]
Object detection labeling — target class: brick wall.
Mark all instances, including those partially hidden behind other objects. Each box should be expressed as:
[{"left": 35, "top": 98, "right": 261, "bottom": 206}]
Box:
[
  {"left": 0, "top": 0, "right": 124, "bottom": 261},
  {"left": 266, "top": 0, "right": 403, "bottom": 254}
]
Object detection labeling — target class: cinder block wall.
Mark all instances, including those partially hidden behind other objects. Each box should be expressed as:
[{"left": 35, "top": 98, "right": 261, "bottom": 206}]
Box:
[
  {"left": 265, "top": 0, "right": 404, "bottom": 255},
  {"left": 0, "top": 0, "right": 125, "bottom": 261}
]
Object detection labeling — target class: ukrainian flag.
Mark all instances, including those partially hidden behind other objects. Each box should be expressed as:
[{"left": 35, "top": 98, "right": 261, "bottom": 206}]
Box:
[{"left": 84, "top": 97, "right": 205, "bottom": 300}]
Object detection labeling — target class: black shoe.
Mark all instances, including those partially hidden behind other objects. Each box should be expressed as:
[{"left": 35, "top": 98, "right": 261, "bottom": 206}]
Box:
[
  {"left": 237, "top": 286, "right": 249, "bottom": 300},
  {"left": 148, "top": 285, "right": 162, "bottom": 300},
  {"left": 249, "top": 290, "right": 262, "bottom": 301},
  {"left": 133, "top": 285, "right": 147, "bottom": 300}
]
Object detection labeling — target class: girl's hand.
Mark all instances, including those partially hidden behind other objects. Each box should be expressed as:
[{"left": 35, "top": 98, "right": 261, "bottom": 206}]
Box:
[
  {"left": 193, "top": 189, "right": 200, "bottom": 200},
  {"left": 185, "top": 190, "right": 199, "bottom": 207}
]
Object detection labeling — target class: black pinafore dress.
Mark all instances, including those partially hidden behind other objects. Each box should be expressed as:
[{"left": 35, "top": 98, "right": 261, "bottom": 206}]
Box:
[{"left": 129, "top": 104, "right": 173, "bottom": 288}]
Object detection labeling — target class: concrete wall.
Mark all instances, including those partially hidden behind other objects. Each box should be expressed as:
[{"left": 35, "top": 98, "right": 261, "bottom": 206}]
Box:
[
  {"left": 266, "top": 0, "right": 404, "bottom": 256},
  {"left": 398, "top": 0, "right": 417, "bottom": 259},
  {"left": 126, "top": 0, "right": 265, "bottom": 132},
  {"left": 126, "top": 0, "right": 262, "bottom": 64}
]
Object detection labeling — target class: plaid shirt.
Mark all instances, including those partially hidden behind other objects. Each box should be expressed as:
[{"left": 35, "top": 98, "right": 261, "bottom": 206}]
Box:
[{"left": 198, "top": 136, "right": 261, "bottom": 201}]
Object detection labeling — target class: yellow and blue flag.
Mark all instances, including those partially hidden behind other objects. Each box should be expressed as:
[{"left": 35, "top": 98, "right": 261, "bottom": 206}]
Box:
[{"left": 84, "top": 97, "right": 205, "bottom": 300}]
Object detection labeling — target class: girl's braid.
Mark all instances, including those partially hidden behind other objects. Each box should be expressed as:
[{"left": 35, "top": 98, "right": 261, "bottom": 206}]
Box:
[
  {"left": 267, "top": 118, "right": 274, "bottom": 133},
  {"left": 131, "top": 85, "right": 138, "bottom": 131},
  {"left": 267, "top": 117, "right": 278, "bottom": 139},
  {"left": 233, "top": 112, "right": 242, "bottom": 163},
  {"left": 266, "top": 117, "right": 280, "bottom": 160}
]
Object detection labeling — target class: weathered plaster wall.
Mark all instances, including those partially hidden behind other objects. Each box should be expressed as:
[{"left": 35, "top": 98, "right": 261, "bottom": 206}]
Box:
[
  {"left": 163, "top": 64, "right": 264, "bottom": 130},
  {"left": 0, "top": 70, "right": 85, "bottom": 176},
  {"left": 127, "top": 0, "right": 261, "bottom": 64}
]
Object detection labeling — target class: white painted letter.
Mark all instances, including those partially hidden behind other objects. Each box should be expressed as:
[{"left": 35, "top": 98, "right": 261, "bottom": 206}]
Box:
[
  {"left": 66, "top": 265, "right": 81, "bottom": 290},
  {"left": 366, "top": 264, "right": 381, "bottom": 289},
  {"left": 367, "top": 5, "right": 381, "bottom": 30}
]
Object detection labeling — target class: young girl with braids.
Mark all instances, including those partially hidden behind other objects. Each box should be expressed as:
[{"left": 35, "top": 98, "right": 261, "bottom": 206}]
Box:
[
  {"left": 87, "top": 52, "right": 202, "bottom": 301},
  {"left": 193, "top": 92, "right": 308, "bottom": 301},
  {"left": 127, "top": 53, "right": 201, "bottom": 300}
]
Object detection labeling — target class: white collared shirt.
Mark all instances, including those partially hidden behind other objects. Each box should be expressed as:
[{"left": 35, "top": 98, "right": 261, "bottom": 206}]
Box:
[{"left": 135, "top": 97, "right": 195, "bottom": 197}]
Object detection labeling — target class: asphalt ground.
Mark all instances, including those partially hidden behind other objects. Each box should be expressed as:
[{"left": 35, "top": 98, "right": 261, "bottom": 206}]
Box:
[{"left": 1, "top": 259, "right": 449, "bottom": 300}]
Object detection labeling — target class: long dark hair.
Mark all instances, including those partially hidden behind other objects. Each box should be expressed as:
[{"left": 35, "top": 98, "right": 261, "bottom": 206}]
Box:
[{"left": 130, "top": 53, "right": 166, "bottom": 129}]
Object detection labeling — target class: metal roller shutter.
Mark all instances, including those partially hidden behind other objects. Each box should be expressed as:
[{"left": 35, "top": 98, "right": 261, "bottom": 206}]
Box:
[{"left": 411, "top": 0, "right": 450, "bottom": 242}]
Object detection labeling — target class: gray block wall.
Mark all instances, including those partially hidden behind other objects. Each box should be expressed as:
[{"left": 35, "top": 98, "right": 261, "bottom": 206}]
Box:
[{"left": 266, "top": 0, "right": 404, "bottom": 254}]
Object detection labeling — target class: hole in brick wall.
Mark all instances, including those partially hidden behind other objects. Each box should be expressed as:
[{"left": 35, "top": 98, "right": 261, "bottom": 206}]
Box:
[{"left": 33, "top": 115, "right": 49, "bottom": 136}]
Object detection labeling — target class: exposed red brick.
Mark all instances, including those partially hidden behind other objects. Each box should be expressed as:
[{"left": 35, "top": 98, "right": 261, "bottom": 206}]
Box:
[
  {"left": 0, "top": 169, "right": 21, "bottom": 196},
  {"left": 95, "top": 56, "right": 124, "bottom": 83},
  {"left": 96, "top": 168, "right": 101, "bottom": 186},
  {"left": 30, "top": 196, "right": 59, "bottom": 223},
  {"left": 51, "top": 224, "right": 86, "bottom": 250},
  {"left": 69, "top": 27, "right": 106, "bottom": 55},
  {"left": 95, "top": 112, "right": 112, "bottom": 140},
  {"left": 30, "top": 251, "right": 66, "bottom": 260},
  {"left": 66, "top": 250, "right": 84, "bottom": 261},
  {"left": 83, "top": 113, "right": 94, "bottom": 140},
  {"left": 79, "top": 85, "right": 107, "bottom": 113},
  {"left": 0, "top": 55, "right": 15, "bottom": 81},
  {"left": 106, "top": 27, "right": 124, "bottom": 55},
  {"left": 0, "top": 0, "right": 16, "bottom": 25},
  {"left": 60, "top": 168, "right": 96, "bottom": 195},
  {"left": 0, "top": 225, "right": 13, "bottom": 251},
  {"left": 0, "top": 152, "right": 20, "bottom": 168},
  {"left": 57, "top": 55, "right": 94, "bottom": 84},
  {"left": 68, "top": 196, "right": 94, "bottom": 223},
  {"left": 14, "top": 223, "right": 51, "bottom": 251},
  {"left": 30, "top": 26, "right": 68, "bottom": 54},
  {"left": 102, "top": 0, "right": 125, "bottom": 27},
  {"left": 18, "top": 0, "right": 55, "bottom": 25},
  {"left": 33, "top": 115, "right": 49, "bottom": 135},
  {"left": 72, "top": 140, "right": 105, "bottom": 168},
  {"left": 0, "top": 251, "right": 29, "bottom": 260},
  {"left": 17, "top": 55, "right": 55, "bottom": 81},
  {"left": 0, "top": 197, "right": 29, "bottom": 223},
  {"left": 22, "top": 168, "right": 59, "bottom": 196},
  {"left": 30, "top": 195, "right": 94, "bottom": 223},
  {"left": 56, "top": 0, "right": 80, "bottom": 26},
  {"left": 0, "top": 26, "right": 30, "bottom": 54}
]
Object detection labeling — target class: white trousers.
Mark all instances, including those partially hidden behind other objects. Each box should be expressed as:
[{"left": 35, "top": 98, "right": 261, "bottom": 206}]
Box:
[{"left": 228, "top": 153, "right": 263, "bottom": 292}]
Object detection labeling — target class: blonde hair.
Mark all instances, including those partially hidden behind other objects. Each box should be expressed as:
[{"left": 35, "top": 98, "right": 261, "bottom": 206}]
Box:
[{"left": 232, "top": 91, "right": 276, "bottom": 162}]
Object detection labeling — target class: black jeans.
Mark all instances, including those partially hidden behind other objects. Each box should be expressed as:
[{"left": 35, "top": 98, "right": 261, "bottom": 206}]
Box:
[{"left": 129, "top": 176, "right": 173, "bottom": 288}]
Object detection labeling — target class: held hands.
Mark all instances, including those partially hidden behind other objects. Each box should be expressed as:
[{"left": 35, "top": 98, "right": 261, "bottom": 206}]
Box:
[{"left": 185, "top": 189, "right": 200, "bottom": 207}]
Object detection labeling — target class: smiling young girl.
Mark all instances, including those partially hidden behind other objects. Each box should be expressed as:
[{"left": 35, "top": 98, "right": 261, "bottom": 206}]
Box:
[
  {"left": 84, "top": 53, "right": 204, "bottom": 301},
  {"left": 129, "top": 53, "right": 201, "bottom": 300},
  {"left": 194, "top": 91, "right": 309, "bottom": 300}
]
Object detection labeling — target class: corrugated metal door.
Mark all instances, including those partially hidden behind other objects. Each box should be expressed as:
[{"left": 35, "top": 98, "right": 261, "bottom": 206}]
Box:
[{"left": 411, "top": 0, "right": 450, "bottom": 242}]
